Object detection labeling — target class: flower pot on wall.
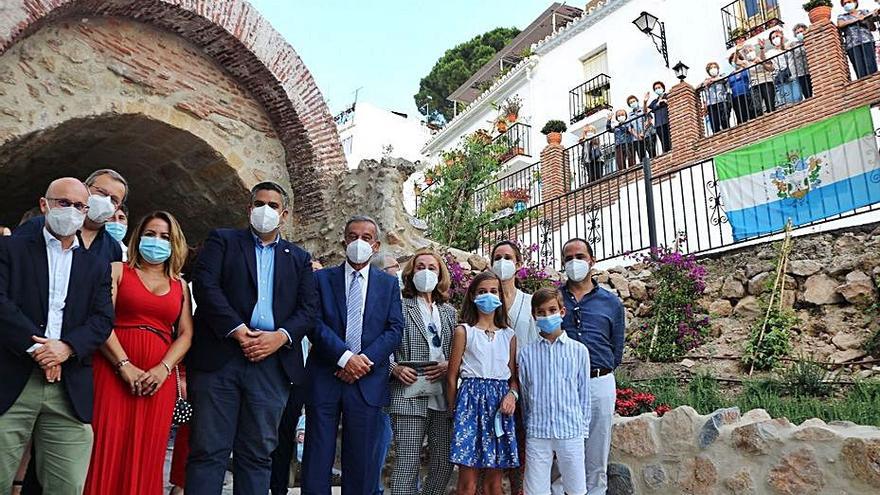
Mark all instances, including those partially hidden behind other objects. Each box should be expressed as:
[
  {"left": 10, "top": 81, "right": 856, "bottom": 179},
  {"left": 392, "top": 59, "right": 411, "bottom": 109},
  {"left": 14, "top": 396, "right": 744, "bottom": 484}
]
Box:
[
  {"left": 507, "top": 113, "right": 518, "bottom": 123},
  {"left": 496, "top": 120, "right": 508, "bottom": 133},
  {"left": 547, "top": 132, "right": 562, "bottom": 145},
  {"left": 807, "top": 6, "right": 831, "bottom": 24}
]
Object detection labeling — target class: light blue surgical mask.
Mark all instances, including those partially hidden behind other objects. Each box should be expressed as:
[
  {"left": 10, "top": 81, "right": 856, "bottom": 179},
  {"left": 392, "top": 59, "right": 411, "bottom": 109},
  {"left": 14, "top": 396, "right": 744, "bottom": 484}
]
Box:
[
  {"left": 139, "top": 237, "right": 172, "bottom": 265},
  {"left": 629, "top": 101, "right": 639, "bottom": 109},
  {"left": 654, "top": 87, "right": 664, "bottom": 96},
  {"left": 104, "top": 222, "right": 127, "bottom": 242},
  {"left": 795, "top": 32, "right": 805, "bottom": 42},
  {"left": 474, "top": 293, "right": 502, "bottom": 314},
  {"left": 494, "top": 410, "right": 506, "bottom": 438},
  {"left": 536, "top": 313, "right": 564, "bottom": 334},
  {"left": 844, "top": 3, "right": 856, "bottom": 13}
]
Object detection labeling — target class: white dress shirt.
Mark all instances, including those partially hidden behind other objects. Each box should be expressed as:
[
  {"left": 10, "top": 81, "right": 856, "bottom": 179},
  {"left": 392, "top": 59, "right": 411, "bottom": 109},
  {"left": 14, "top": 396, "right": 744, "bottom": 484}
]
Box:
[
  {"left": 418, "top": 298, "right": 447, "bottom": 411},
  {"left": 28, "top": 228, "right": 79, "bottom": 353},
  {"left": 338, "top": 262, "right": 372, "bottom": 368}
]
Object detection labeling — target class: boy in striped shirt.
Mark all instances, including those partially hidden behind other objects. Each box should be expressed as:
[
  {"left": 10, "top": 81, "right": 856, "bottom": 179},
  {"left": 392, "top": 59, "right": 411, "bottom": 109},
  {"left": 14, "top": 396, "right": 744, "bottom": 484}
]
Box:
[{"left": 518, "top": 287, "right": 592, "bottom": 495}]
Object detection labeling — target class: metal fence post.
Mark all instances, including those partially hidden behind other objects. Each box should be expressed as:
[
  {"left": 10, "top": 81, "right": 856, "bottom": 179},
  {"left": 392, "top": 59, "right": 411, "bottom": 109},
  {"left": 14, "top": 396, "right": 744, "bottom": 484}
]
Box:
[{"left": 642, "top": 152, "right": 658, "bottom": 253}]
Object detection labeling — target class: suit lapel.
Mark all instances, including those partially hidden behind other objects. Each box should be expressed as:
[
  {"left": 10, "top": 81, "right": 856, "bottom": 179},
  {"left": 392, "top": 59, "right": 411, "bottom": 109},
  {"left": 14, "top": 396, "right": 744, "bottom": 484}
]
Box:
[
  {"left": 330, "top": 264, "right": 347, "bottom": 332},
  {"left": 364, "top": 265, "right": 384, "bottom": 328},
  {"left": 30, "top": 234, "right": 49, "bottom": 323},
  {"left": 63, "top": 249, "right": 85, "bottom": 333},
  {"left": 272, "top": 239, "right": 290, "bottom": 319},
  {"left": 238, "top": 230, "right": 257, "bottom": 289}
]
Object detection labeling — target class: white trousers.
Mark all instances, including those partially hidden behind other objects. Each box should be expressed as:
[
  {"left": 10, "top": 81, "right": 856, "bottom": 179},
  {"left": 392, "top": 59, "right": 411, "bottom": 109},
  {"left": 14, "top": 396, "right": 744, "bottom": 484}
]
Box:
[
  {"left": 584, "top": 373, "right": 616, "bottom": 495},
  {"left": 524, "top": 437, "right": 586, "bottom": 495}
]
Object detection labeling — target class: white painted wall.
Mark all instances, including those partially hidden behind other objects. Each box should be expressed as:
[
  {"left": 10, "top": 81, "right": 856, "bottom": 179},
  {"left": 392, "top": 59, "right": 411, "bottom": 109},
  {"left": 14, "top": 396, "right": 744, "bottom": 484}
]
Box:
[{"left": 338, "top": 101, "right": 433, "bottom": 169}]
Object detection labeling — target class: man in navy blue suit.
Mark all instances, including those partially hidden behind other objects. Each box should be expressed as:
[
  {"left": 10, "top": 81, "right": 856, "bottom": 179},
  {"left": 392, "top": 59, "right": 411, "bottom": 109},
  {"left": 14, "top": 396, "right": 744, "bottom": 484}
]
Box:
[
  {"left": 14, "top": 169, "right": 128, "bottom": 264},
  {"left": 302, "top": 216, "right": 404, "bottom": 494},
  {"left": 185, "top": 181, "right": 318, "bottom": 495},
  {"left": 0, "top": 178, "right": 114, "bottom": 492}
]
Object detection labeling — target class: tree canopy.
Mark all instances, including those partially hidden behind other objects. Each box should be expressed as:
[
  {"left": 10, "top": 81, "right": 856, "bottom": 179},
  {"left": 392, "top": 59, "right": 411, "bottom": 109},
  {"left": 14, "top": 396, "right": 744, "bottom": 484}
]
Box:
[{"left": 414, "top": 27, "right": 520, "bottom": 122}]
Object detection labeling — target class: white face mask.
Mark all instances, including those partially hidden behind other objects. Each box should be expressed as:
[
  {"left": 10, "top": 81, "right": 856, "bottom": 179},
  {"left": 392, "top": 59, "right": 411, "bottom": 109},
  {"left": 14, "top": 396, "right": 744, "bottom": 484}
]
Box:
[
  {"left": 492, "top": 259, "right": 517, "bottom": 281},
  {"left": 250, "top": 205, "right": 280, "bottom": 234},
  {"left": 771, "top": 37, "right": 782, "bottom": 46},
  {"left": 346, "top": 238, "right": 374, "bottom": 264},
  {"left": 413, "top": 269, "right": 439, "bottom": 293},
  {"left": 745, "top": 52, "right": 756, "bottom": 61},
  {"left": 46, "top": 205, "right": 86, "bottom": 237},
  {"left": 564, "top": 259, "right": 591, "bottom": 283},
  {"left": 709, "top": 67, "right": 720, "bottom": 77},
  {"left": 616, "top": 116, "right": 626, "bottom": 123},
  {"left": 86, "top": 195, "right": 115, "bottom": 224}
]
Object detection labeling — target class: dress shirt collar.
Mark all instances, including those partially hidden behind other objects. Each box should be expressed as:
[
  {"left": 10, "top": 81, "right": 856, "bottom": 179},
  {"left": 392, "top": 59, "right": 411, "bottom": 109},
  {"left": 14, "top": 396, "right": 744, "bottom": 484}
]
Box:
[
  {"left": 538, "top": 330, "right": 569, "bottom": 346},
  {"left": 344, "top": 260, "right": 371, "bottom": 281},
  {"left": 43, "top": 227, "right": 79, "bottom": 252},
  {"left": 251, "top": 230, "right": 280, "bottom": 248}
]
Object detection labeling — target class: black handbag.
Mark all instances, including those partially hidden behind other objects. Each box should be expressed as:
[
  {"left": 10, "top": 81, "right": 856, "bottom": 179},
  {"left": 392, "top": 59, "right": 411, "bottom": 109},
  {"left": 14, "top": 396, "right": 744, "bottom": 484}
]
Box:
[{"left": 172, "top": 366, "right": 193, "bottom": 426}]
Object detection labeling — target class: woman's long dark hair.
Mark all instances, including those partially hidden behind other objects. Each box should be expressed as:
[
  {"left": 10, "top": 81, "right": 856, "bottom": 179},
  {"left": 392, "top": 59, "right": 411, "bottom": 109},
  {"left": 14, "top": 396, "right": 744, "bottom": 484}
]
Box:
[{"left": 459, "top": 271, "right": 510, "bottom": 329}]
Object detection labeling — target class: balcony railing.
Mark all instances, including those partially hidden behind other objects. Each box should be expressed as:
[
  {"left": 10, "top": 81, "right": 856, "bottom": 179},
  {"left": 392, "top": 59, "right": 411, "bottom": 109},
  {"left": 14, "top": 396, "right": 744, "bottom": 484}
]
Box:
[
  {"left": 721, "top": 0, "right": 781, "bottom": 49},
  {"left": 569, "top": 74, "right": 612, "bottom": 125},
  {"left": 697, "top": 44, "right": 812, "bottom": 137},
  {"left": 840, "top": 15, "right": 880, "bottom": 81},
  {"left": 493, "top": 122, "right": 531, "bottom": 163},
  {"left": 473, "top": 161, "right": 542, "bottom": 216}
]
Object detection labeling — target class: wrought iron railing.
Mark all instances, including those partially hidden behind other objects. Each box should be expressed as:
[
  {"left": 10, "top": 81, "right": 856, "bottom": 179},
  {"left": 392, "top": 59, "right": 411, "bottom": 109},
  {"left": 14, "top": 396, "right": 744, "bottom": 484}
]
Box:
[
  {"left": 697, "top": 45, "right": 811, "bottom": 137},
  {"left": 479, "top": 106, "right": 880, "bottom": 268},
  {"left": 721, "top": 0, "right": 782, "bottom": 49},
  {"left": 473, "top": 161, "right": 542, "bottom": 216},
  {"left": 839, "top": 15, "right": 880, "bottom": 81},
  {"left": 493, "top": 122, "right": 531, "bottom": 164},
  {"left": 569, "top": 74, "right": 612, "bottom": 124}
]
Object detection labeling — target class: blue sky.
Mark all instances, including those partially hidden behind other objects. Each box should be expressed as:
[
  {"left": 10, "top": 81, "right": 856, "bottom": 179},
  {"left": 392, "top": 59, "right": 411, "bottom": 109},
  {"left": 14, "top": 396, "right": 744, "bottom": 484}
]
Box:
[{"left": 250, "top": 0, "right": 545, "bottom": 118}]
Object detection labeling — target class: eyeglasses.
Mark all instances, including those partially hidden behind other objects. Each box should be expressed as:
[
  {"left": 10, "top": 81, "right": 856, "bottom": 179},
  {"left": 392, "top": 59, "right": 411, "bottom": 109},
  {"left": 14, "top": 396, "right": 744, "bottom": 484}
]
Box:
[
  {"left": 46, "top": 197, "right": 89, "bottom": 212},
  {"left": 427, "top": 322, "right": 441, "bottom": 348}
]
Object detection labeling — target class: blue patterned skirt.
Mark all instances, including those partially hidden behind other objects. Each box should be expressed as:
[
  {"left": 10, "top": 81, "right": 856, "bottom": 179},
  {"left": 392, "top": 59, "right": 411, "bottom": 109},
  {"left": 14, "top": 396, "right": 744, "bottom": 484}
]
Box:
[{"left": 449, "top": 377, "right": 519, "bottom": 469}]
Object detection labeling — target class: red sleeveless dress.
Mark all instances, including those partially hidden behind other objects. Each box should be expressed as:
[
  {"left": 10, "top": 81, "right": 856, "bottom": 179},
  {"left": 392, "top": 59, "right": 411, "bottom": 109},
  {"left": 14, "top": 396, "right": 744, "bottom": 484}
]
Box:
[{"left": 84, "top": 265, "right": 183, "bottom": 495}]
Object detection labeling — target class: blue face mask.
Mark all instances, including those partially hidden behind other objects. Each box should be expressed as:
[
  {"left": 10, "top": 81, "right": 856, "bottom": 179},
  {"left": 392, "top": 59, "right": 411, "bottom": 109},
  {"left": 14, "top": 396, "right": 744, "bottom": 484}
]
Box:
[
  {"left": 844, "top": 2, "right": 856, "bottom": 12},
  {"left": 474, "top": 293, "right": 502, "bottom": 314},
  {"left": 139, "top": 237, "right": 172, "bottom": 265},
  {"left": 104, "top": 222, "right": 127, "bottom": 242},
  {"left": 536, "top": 313, "right": 564, "bottom": 334}
]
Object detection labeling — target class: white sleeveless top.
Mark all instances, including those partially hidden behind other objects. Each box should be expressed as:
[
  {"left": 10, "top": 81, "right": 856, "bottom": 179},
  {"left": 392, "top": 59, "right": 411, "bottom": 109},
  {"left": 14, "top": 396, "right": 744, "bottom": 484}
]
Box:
[{"left": 459, "top": 324, "right": 515, "bottom": 380}]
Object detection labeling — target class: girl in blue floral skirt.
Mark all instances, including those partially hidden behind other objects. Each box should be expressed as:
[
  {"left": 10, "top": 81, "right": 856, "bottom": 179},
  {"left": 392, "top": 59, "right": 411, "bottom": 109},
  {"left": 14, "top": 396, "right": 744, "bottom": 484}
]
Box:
[{"left": 447, "top": 270, "right": 520, "bottom": 495}]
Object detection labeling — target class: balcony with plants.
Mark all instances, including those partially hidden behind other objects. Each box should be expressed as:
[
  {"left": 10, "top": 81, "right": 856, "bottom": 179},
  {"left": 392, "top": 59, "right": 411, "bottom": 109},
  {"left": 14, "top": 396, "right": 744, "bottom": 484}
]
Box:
[
  {"left": 569, "top": 73, "right": 612, "bottom": 125},
  {"left": 722, "top": 0, "right": 783, "bottom": 48}
]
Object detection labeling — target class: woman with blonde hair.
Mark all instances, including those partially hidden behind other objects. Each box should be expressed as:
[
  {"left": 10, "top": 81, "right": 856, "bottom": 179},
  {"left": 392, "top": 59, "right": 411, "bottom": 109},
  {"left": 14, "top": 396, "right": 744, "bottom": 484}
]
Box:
[
  {"left": 84, "top": 211, "right": 194, "bottom": 494},
  {"left": 389, "top": 248, "right": 457, "bottom": 495}
]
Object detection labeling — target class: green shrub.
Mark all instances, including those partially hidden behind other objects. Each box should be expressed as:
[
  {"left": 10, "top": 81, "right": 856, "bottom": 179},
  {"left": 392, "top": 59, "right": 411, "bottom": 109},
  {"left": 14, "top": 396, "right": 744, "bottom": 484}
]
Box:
[
  {"left": 540, "top": 120, "right": 567, "bottom": 134},
  {"left": 743, "top": 306, "right": 796, "bottom": 371},
  {"left": 779, "top": 357, "right": 832, "bottom": 397}
]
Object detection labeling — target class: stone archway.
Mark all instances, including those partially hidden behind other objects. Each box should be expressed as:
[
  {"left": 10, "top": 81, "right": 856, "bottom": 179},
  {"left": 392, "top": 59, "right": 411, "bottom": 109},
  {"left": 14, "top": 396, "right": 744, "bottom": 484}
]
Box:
[
  {"left": 0, "top": 0, "right": 347, "bottom": 234},
  {"left": 0, "top": 113, "right": 249, "bottom": 240}
]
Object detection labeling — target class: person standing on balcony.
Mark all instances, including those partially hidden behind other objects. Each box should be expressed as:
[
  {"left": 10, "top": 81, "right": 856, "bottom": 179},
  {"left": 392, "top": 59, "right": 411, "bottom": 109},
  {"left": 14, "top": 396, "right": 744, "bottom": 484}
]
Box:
[
  {"left": 790, "top": 24, "right": 813, "bottom": 99},
  {"left": 625, "top": 95, "right": 652, "bottom": 162},
  {"left": 606, "top": 110, "right": 634, "bottom": 171},
  {"left": 765, "top": 29, "right": 803, "bottom": 105},
  {"left": 559, "top": 238, "right": 625, "bottom": 495},
  {"left": 745, "top": 42, "right": 777, "bottom": 115},
  {"left": 728, "top": 50, "right": 759, "bottom": 124},
  {"left": 579, "top": 125, "right": 605, "bottom": 183},
  {"left": 645, "top": 82, "right": 670, "bottom": 154},
  {"left": 701, "top": 62, "right": 732, "bottom": 134},
  {"left": 837, "top": 0, "right": 879, "bottom": 79}
]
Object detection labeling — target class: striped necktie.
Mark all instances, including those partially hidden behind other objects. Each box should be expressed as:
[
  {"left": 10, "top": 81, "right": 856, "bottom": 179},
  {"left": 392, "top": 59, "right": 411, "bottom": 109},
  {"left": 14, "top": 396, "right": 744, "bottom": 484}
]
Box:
[{"left": 346, "top": 271, "right": 363, "bottom": 354}]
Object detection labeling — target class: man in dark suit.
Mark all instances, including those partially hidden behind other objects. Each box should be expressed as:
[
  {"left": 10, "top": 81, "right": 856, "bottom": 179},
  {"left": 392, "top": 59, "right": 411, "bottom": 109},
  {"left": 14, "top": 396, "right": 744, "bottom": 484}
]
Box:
[
  {"left": 302, "top": 216, "right": 404, "bottom": 494},
  {"left": 14, "top": 169, "right": 128, "bottom": 264},
  {"left": 0, "top": 178, "right": 114, "bottom": 493},
  {"left": 186, "top": 181, "right": 318, "bottom": 495}
]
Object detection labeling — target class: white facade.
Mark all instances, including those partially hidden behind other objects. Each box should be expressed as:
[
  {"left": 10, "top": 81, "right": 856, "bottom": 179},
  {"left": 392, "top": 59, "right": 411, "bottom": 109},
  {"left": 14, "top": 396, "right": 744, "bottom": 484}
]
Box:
[
  {"left": 423, "top": 0, "right": 814, "bottom": 167},
  {"left": 338, "top": 101, "right": 433, "bottom": 169}
]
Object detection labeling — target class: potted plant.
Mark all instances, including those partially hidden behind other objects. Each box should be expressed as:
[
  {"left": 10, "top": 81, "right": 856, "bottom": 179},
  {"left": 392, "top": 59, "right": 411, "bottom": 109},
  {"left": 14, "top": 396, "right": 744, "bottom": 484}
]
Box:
[
  {"left": 472, "top": 129, "right": 492, "bottom": 144},
  {"left": 495, "top": 115, "right": 509, "bottom": 134},
  {"left": 729, "top": 26, "right": 749, "bottom": 43},
  {"left": 541, "top": 120, "right": 568, "bottom": 145},
  {"left": 503, "top": 95, "right": 523, "bottom": 122},
  {"left": 802, "top": 0, "right": 832, "bottom": 24},
  {"left": 502, "top": 188, "right": 531, "bottom": 212}
]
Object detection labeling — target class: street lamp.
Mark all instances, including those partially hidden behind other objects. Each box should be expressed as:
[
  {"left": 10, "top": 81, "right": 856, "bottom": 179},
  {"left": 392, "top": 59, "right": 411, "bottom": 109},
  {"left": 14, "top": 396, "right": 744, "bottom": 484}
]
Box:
[
  {"left": 633, "top": 11, "right": 669, "bottom": 68},
  {"left": 673, "top": 61, "right": 689, "bottom": 82}
]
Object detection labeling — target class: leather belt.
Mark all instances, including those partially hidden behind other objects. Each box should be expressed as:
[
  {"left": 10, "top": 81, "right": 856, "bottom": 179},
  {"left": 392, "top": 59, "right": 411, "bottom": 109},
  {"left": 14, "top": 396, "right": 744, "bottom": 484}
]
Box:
[{"left": 590, "top": 368, "right": 612, "bottom": 378}]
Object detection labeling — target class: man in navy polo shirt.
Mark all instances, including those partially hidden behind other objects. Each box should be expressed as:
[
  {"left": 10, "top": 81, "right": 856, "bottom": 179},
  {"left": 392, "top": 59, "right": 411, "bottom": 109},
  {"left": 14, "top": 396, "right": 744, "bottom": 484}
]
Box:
[{"left": 559, "top": 238, "right": 625, "bottom": 495}]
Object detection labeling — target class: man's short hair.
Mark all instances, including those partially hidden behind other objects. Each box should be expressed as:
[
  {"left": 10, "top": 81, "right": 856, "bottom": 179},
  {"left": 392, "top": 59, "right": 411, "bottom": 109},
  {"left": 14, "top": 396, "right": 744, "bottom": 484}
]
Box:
[
  {"left": 344, "top": 215, "right": 381, "bottom": 239},
  {"left": 250, "top": 181, "right": 290, "bottom": 210},
  {"left": 562, "top": 237, "right": 595, "bottom": 258},
  {"left": 85, "top": 169, "right": 129, "bottom": 202},
  {"left": 531, "top": 287, "right": 564, "bottom": 313}
]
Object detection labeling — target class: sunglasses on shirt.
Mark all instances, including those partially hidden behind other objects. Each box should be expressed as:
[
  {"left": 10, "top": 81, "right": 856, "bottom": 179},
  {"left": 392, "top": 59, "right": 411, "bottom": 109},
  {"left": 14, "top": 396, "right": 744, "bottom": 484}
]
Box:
[{"left": 427, "top": 322, "right": 441, "bottom": 348}]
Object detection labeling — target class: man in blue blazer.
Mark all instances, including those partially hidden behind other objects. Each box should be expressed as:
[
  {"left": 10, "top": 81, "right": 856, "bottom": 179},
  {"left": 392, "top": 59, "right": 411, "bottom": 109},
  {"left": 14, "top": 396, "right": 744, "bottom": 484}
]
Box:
[
  {"left": 0, "top": 178, "right": 114, "bottom": 492},
  {"left": 302, "top": 216, "right": 404, "bottom": 494},
  {"left": 186, "top": 182, "right": 319, "bottom": 495}
]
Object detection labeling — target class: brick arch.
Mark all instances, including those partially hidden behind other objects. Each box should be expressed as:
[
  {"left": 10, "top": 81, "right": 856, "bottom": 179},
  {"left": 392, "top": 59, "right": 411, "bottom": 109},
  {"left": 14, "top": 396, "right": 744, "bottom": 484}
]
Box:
[{"left": 0, "top": 0, "right": 347, "bottom": 224}]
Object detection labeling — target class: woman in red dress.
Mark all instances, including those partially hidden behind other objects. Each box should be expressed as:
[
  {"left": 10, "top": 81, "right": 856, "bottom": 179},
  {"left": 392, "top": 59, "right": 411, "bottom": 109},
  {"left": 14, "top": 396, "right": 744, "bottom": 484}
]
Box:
[{"left": 84, "top": 211, "right": 193, "bottom": 495}]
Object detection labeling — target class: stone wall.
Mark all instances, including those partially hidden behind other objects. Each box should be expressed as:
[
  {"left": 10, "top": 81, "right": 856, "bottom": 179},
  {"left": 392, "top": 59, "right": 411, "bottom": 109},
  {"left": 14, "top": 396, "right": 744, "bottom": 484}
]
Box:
[
  {"left": 594, "top": 224, "right": 880, "bottom": 371},
  {"left": 608, "top": 405, "right": 880, "bottom": 494}
]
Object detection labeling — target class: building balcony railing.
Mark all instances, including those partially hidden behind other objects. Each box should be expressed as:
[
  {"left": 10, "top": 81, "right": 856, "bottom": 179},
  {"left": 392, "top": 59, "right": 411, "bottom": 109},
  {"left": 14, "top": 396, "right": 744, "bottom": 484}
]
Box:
[
  {"left": 840, "top": 16, "right": 880, "bottom": 81},
  {"left": 569, "top": 74, "right": 612, "bottom": 125},
  {"left": 493, "top": 122, "right": 531, "bottom": 164},
  {"left": 721, "top": 0, "right": 782, "bottom": 49},
  {"left": 697, "top": 44, "right": 812, "bottom": 137},
  {"left": 473, "top": 161, "right": 542, "bottom": 216}
]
